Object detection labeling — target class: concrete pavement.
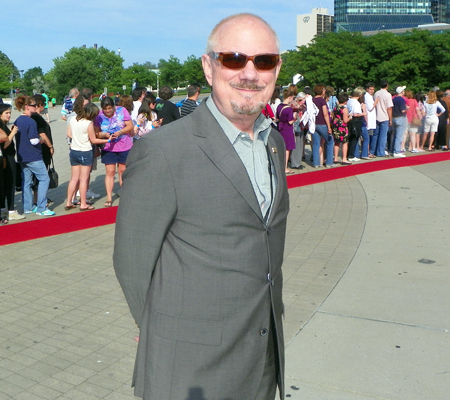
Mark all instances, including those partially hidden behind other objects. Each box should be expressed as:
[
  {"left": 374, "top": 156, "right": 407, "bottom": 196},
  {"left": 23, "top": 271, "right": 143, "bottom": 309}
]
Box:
[{"left": 1, "top": 104, "right": 450, "bottom": 399}]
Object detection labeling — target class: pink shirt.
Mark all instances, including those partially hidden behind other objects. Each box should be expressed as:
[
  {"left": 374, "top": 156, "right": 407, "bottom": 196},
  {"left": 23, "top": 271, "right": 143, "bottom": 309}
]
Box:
[
  {"left": 405, "top": 98, "right": 419, "bottom": 123},
  {"left": 95, "top": 106, "right": 132, "bottom": 152}
]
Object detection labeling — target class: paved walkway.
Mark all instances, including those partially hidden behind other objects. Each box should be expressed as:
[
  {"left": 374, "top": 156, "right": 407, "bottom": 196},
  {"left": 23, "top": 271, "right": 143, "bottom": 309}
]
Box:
[{"left": 1, "top": 105, "right": 450, "bottom": 399}]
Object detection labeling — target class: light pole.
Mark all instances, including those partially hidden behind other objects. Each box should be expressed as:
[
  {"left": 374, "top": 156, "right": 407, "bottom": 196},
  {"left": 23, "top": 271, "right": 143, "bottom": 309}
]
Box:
[{"left": 118, "top": 48, "right": 121, "bottom": 57}]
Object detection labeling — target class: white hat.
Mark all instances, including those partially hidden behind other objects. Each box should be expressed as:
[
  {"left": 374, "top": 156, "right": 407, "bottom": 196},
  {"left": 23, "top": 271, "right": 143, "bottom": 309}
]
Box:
[{"left": 396, "top": 86, "right": 406, "bottom": 94}]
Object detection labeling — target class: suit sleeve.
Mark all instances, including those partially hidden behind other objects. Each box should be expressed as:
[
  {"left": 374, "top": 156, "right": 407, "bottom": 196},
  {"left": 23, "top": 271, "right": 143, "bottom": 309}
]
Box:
[{"left": 113, "top": 136, "right": 177, "bottom": 327}]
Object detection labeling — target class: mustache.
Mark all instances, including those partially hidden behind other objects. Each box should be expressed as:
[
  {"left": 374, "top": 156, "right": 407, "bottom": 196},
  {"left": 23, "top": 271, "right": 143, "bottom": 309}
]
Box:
[{"left": 229, "top": 81, "right": 266, "bottom": 91}]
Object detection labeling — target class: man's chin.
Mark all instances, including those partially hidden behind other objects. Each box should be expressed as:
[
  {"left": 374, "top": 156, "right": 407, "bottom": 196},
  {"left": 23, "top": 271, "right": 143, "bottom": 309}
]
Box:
[{"left": 230, "top": 100, "right": 264, "bottom": 116}]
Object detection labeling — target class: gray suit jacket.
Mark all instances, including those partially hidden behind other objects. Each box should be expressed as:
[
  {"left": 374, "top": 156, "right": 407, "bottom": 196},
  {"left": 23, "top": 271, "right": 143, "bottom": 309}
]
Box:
[{"left": 114, "top": 102, "right": 289, "bottom": 400}]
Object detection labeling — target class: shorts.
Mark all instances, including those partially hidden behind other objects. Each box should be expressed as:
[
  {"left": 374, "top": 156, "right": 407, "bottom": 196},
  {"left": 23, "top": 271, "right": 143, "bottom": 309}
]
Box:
[
  {"left": 101, "top": 150, "right": 130, "bottom": 165},
  {"left": 423, "top": 115, "right": 439, "bottom": 133},
  {"left": 69, "top": 149, "right": 93, "bottom": 166},
  {"left": 41, "top": 108, "right": 48, "bottom": 115},
  {"left": 407, "top": 123, "right": 419, "bottom": 133}
]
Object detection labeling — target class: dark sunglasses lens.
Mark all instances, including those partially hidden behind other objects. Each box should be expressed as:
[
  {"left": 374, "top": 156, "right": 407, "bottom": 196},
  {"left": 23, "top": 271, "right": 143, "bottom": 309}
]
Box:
[
  {"left": 222, "top": 53, "right": 247, "bottom": 69},
  {"left": 254, "top": 55, "right": 278, "bottom": 70}
]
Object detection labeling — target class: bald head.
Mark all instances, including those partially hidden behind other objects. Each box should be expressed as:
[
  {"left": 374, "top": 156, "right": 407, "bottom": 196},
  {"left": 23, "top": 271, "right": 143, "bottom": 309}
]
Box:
[{"left": 206, "top": 13, "right": 279, "bottom": 54}]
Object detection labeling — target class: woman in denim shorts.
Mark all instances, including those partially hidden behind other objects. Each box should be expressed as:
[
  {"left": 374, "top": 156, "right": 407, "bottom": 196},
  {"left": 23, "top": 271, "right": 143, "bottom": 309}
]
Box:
[{"left": 65, "top": 104, "right": 110, "bottom": 211}]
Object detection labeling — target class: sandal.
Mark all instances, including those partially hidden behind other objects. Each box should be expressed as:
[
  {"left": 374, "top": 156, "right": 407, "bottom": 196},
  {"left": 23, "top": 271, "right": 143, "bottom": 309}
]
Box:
[
  {"left": 65, "top": 204, "right": 77, "bottom": 211},
  {"left": 72, "top": 200, "right": 93, "bottom": 206},
  {"left": 80, "top": 205, "right": 95, "bottom": 211},
  {"left": 104, "top": 201, "right": 113, "bottom": 207},
  {"left": 285, "top": 170, "right": 295, "bottom": 175}
]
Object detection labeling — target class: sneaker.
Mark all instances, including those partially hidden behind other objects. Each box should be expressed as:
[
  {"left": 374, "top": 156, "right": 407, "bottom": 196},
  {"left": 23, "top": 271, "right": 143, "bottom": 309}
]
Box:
[
  {"left": 348, "top": 157, "right": 360, "bottom": 162},
  {"left": 393, "top": 153, "right": 406, "bottom": 158},
  {"left": 36, "top": 209, "right": 56, "bottom": 216},
  {"left": 86, "top": 189, "right": 100, "bottom": 199},
  {"left": 325, "top": 164, "right": 337, "bottom": 168},
  {"left": 24, "top": 206, "right": 38, "bottom": 214},
  {"left": 385, "top": 151, "right": 390, "bottom": 156},
  {"left": 410, "top": 149, "right": 419, "bottom": 153},
  {"left": 8, "top": 210, "right": 26, "bottom": 220},
  {"left": 401, "top": 148, "right": 406, "bottom": 153}
]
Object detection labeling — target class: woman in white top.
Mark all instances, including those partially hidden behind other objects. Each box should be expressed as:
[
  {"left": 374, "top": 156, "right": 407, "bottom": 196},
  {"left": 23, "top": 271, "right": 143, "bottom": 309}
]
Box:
[
  {"left": 65, "top": 104, "right": 110, "bottom": 211},
  {"left": 133, "top": 98, "right": 161, "bottom": 138},
  {"left": 347, "top": 87, "right": 366, "bottom": 161},
  {"left": 422, "top": 91, "right": 445, "bottom": 151}
]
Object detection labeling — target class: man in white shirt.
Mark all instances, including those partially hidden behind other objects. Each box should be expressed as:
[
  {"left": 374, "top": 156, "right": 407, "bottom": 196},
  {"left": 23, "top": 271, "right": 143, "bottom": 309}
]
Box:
[{"left": 372, "top": 79, "right": 393, "bottom": 157}]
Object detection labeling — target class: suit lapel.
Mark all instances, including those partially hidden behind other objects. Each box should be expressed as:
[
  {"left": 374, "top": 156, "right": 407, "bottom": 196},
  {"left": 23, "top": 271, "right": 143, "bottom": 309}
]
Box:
[
  {"left": 266, "top": 133, "right": 285, "bottom": 225},
  {"left": 192, "top": 103, "right": 264, "bottom": 222}
]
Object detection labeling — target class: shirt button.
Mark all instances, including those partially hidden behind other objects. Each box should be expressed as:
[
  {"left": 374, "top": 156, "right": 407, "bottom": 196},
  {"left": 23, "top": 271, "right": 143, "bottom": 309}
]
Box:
[{"left": 260, "top": 328, "right": 268, "bottom": 336}]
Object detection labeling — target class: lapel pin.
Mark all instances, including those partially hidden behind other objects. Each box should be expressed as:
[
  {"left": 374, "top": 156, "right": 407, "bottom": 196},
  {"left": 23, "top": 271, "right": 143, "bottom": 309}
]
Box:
[{"left": 271, "top": 147, "right": 277, "bottom": 153}]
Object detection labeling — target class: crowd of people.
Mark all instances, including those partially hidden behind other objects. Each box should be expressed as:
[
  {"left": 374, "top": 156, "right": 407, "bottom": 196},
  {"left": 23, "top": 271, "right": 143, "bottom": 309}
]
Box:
[
  {"left": 0, "top": 84, "right": 202, "bottom": 223},
  {"left": 0, "top": 73, "right": 449, "bottom": 223},
  {"left": 269, "top": 81, "right": 450, "bottom": 172}
]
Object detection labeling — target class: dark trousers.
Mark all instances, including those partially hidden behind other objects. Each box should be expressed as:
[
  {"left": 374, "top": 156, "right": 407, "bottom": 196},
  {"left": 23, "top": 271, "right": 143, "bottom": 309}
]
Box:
[
  {"left": 2, "top": 154, "right": 17, "bottom": 211},
  {"left": 348, "top": 117, "right": 363, "bottom": 158}
]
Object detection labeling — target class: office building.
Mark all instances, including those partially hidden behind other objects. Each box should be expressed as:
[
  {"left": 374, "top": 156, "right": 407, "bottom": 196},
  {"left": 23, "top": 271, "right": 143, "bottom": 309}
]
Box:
[
  {"left": 333, "top": 0, "right": 447, "bottom": 32},
  {"left": 297, "top": 8, "right": 334, "bottom": 47}
]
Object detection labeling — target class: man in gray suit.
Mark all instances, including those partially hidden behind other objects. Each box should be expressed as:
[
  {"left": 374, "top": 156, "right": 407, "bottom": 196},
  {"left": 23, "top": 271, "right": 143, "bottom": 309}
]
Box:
[{"left": 114, "top": 13, "right": 289, "bottom": 400}]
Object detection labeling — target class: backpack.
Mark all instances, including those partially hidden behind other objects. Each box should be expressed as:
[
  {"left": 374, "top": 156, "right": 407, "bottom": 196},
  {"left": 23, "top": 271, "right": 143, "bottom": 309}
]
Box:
[{"left": 64, "top": 97, "right": 73, "bottom": 112}]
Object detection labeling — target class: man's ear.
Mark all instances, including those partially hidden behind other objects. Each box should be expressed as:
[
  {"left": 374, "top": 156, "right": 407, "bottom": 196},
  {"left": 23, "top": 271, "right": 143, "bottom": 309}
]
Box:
[{"left": 202, "top": 54, "right": 213, "bottom": 86}]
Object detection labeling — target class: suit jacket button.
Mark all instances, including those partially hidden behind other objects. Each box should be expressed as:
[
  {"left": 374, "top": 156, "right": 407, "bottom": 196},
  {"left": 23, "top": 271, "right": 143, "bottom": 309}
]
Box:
[{"left": 260, "top": 328, "right": 268, "bottom": 336}]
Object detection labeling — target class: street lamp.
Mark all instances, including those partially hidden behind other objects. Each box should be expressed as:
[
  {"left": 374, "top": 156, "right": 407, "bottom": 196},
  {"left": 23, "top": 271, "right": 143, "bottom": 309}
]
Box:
[{"left": 118, "top": 48, "right": 121, "bottom": 57}]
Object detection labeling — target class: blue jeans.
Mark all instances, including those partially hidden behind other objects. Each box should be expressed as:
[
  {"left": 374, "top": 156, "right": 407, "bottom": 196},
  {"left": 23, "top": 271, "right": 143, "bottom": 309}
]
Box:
[
  {"left": 21, "top": 160, "right": 49, "bottom": 212},
  {"left": 356, "top": 126, "right": 370, "bottom": 158},
  {"left": 313, "top": 124, "right": 334, "bottom": 166},
  {"left": 392, "top": 116, "right": 407, "bottom": 154},
  {"left": 373, "top": 120, "right": 389, "bottom": 157}
]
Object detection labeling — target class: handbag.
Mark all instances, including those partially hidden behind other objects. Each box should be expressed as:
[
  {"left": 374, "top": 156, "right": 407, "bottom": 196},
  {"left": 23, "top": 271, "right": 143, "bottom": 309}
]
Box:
[
  {"left": 412, "top": 116, "right": 421, "bottom": 126},
  {"left": 48, "top": 157, "right": 59, "bottom": 189}
]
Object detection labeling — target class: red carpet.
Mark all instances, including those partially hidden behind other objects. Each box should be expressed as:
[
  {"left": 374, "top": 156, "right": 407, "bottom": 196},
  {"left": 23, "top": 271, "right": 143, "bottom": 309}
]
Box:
[{"left": 1, "top": 152, "right": 449, "bottom": 246}]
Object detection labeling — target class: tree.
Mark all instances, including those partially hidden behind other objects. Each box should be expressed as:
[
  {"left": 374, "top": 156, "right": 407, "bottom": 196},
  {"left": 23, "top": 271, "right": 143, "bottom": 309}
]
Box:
[
  {"left": 23, "top": 67, "right": 45, "bottom": 95},
  {"left": 0, "top": 51, "right": 20, "bottom": 96},
  {"left": 182, "top": 55, "right": 206, "bottom": 87},
  {"left": 50, "top": 46, "right": 123, "bottom": 100},
  {"left": 158, "top": 55, "right": 183, "bottom": 88},
  {"left": 120, "top": 63, "right": 157, "bottom": 93}
]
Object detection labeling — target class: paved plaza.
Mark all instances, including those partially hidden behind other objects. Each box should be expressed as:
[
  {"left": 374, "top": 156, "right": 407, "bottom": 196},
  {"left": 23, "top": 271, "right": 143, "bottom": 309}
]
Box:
[{"left": 1, "top": 105, "right": 450, "bottom": 399}]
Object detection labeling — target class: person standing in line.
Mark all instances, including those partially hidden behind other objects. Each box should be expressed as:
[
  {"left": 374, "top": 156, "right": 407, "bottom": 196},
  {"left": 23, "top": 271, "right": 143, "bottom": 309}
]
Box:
[
  {"left": 312, "top": 84, "right": 334, "bottom": 168},
  {"left": 40, "top": 90, "right": 50, "bottom": 123},
  {"left": 372, "top": 79, "right": 393, "bottom": 157},
  {"left": 114, "top": 13, "right": 289, "bottom": 400},
  {"left": 155, "top": 85, "right": 181, "bottom": 126},
  {"left": 14, "top": 96, "right": 55, "bottom": 216},
  {"left": 180, "top": 85, "right": 201, "bottom": 117},
  {"left": 0, "top": 104, "right": 24, "bottom": 221},
  {"left": 390, "top": 86, "right": 408, "bottom": 157}
]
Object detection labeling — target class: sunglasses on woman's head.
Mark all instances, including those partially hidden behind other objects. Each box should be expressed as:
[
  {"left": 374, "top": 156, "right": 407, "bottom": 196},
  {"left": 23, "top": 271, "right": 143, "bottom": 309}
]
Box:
[{"left": 209, "top": 52, "right": 280, "bottom": 71}]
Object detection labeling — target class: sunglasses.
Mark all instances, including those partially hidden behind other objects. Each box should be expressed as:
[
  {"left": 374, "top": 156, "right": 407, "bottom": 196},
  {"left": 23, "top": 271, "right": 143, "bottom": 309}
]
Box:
[
  {"left": 209, "top": 52, "right": 280, "bottom": 71},
  {"left": 28, "top": 104, "right": 37, "bottom": 107}
]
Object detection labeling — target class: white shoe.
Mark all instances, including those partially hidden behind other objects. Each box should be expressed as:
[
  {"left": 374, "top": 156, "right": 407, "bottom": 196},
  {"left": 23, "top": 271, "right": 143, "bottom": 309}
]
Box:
[
  {"left": 8, "top": 210, "right": 26, "bottom": 220},
  {"left": 393, "top": 153, "right": 406, "bottom": 158},
  {"left": 86, "top": 189, "right": 100, "bottom": 199},
  {"left": 76, "top": 190, "right": 80, "bottom": 198},
  {"left": 410, "top": 149, "right": 419, "bottom": 153},
  {"left": 348, "top": 157, "right": 360, "bottom": 162}
]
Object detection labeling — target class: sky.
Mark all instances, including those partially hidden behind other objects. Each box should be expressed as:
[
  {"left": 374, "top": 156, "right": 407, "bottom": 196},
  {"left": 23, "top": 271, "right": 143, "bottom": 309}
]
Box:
[{"left": 3, "top": 1, "right": 334, "bottom": 74}]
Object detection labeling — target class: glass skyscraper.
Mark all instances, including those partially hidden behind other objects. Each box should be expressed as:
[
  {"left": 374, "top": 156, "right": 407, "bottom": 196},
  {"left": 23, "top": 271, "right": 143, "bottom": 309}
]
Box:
[{"left": 334, "top": 0, "right": 449, "bottom": 31}]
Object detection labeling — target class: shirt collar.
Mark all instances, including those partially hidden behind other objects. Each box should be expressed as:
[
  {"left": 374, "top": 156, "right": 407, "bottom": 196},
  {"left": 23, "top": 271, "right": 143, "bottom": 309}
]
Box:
[{"left": 206, "top": 96, "right": 272, "bottom": 146}]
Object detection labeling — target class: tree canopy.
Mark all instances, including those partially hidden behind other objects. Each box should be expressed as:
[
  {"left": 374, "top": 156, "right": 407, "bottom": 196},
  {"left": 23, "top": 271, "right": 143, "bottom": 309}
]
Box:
[
  {"left": 279, "top": 29, "right": 450, "bottom": 91},
  {"left": 0, "top": 51, "right": 20, "bottom": 95}
]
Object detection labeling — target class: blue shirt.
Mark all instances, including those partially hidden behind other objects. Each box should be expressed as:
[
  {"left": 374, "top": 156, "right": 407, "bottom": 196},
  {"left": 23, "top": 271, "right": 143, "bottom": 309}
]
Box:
[
  {"left": 206, "top": 96, "right": 277, "bottom": 220},
  {"left": 14, "top": 115, "right": 42, "bottom": 163},
  {"left": 392, "top": 96, "right": 407, "bottom": 118}
]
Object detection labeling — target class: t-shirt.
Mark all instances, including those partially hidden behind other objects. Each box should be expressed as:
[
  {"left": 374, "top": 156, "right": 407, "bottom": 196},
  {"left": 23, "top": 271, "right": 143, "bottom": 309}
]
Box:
[
  {"left": 14, "top": 115, "right": 42, "bottom": 163},
  {"left": 42, "top": 93, "right": 49, "bottom": 109},
  {"left": 364, "top": 93, "right": 376, "bottom": 130},
  {"left": 94, "top": 106, "right": 132, "bottom": 152},
  {"left": 405, "top": 98, "right": 419, "bottom": 123},
  {"left": 70, "top": 118, "right": 94, "bottom": 152},
  {"left": 312, "top": 96, "right": 328, "bottom": 125},
  {"left": 31, "top": 113, "right": 53, "bottom": 166},
  {"left": 374, "top": 89, "right": 393, "bottom": 122},
  {"left": 155, "top": 99, "right": 181, "bottom": 126},
  {"left": 180, "top": 99, "right": 198, "bottom": 117},
  {"left": 131, "top": 101, "right": 141, "bottom": 125},
  {"left": 347, "top": 98, "right": 362, "bottom": 115},
  {"left": 392, "top": 96, "right": 407, "bottom": 118},
  {"left": 61, "top": 98, "right": 75, "bottom": 118}
]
